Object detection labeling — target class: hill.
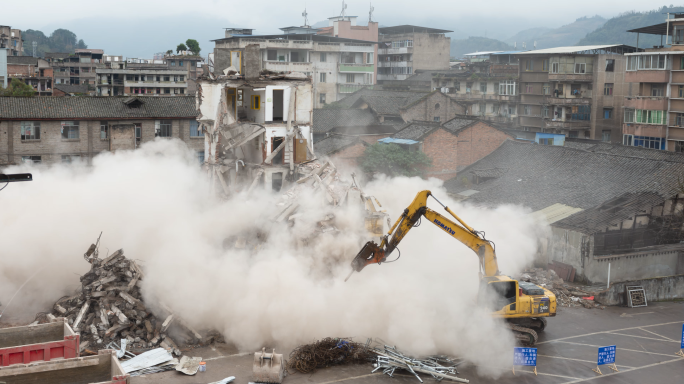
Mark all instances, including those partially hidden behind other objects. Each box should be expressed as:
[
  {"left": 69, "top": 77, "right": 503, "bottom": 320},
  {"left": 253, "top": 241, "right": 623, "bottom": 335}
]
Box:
[
  {"left": 22, "top": 29, "right": 87, "bottom": 57},
  {"left": 506, "top": 16, "right": 606, "bottom": 49},
  {"left": 450, "top": 37, "right": 513, "bottom": 59},
  {"left": 579, "top": 6, "right": 684, "bottom": 47}
]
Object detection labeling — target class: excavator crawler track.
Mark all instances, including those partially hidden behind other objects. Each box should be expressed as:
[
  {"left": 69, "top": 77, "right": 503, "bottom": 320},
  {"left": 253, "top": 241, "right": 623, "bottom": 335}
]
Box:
[{"left": 509, "top": 324, "right": 538, "bottom": 346}]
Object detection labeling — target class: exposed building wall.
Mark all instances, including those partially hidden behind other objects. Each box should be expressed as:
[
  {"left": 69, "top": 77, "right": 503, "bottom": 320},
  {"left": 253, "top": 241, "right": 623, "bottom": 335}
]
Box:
[
  {"left": 592, "top": 54, "right": 632, "bottom": 143},
  {"left": 330, "top": 142, "right": 367, "bottom": 167},
  {"left": 400, "top": 92, "right": 466, "bottom": 122},
  {"left": 423, "top": 128, "right": 460, "bottom": 179}
]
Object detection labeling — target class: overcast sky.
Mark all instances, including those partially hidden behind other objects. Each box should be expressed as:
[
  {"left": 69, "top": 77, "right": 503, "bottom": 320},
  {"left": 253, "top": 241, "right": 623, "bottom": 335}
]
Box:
[{"left": 3, "top": 0, "right": 672, "bottom": 57}]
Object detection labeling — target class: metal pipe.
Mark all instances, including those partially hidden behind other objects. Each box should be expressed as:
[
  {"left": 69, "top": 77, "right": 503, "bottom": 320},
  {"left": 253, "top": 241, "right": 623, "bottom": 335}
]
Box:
[{"left": 607, "top": 262, "right": 611, "bottom": 289}]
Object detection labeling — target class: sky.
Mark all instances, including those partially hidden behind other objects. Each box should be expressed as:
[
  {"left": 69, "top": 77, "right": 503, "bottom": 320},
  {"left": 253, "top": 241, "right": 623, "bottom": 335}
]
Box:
[{"left": 3, "top": 0, "right": 671, "bottom": 58}]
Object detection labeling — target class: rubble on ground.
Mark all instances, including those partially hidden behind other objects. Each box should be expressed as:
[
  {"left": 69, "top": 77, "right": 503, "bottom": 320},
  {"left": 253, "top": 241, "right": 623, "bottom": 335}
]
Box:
[
  {"left": 519, "top": 268, "right": 605, "bottom": 309},
  {"left": 34, "top": 242, "right": 202, "bottom": 355},
  {"left": 371, "top": 345, "right": 467, "bottom": 383},
  {"left": 287, "top": 338, "right": 375, "bottom": 374}
]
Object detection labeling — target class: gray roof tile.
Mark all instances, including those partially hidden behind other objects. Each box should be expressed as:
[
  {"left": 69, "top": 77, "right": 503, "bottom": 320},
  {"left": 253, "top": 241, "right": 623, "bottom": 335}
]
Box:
[
  {"left": 314, "top": 135, "right": 367, "bottom": 156},
  {"left": 312, "top": 108, "right": 378, "bottom": 133}
]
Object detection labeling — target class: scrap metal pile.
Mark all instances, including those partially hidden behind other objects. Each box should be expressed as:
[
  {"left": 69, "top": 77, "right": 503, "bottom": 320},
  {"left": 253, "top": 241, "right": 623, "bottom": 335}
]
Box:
[
  {"left": 519, "top": 268, "right": 605, "bottom": 309},
  {"left": 372, "top": 345, "right": 468, "bottom": 383},
  {"left": 287, "top": 337, "right": 375, "bottom": 374},
  {"left": 34, "top": 241, "right": 202, "bottom": 355}
]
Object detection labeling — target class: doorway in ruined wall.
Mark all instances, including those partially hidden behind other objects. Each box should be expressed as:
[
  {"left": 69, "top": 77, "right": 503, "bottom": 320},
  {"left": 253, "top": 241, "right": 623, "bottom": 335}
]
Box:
[
  {"left": 272, "top": 137, "right": 284, "bottom": 164},
  {"left": 226, "top": 88, "right": 237, "bottom": 121},
  {"left": 273, "top": 90, "right": 284, "bottom": 121}
]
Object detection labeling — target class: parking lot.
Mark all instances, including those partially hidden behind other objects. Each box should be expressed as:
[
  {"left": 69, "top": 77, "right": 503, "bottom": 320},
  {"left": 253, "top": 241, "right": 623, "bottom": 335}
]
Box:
[{"left": 132, "top": 302, "right": 684, "bottom": 384}]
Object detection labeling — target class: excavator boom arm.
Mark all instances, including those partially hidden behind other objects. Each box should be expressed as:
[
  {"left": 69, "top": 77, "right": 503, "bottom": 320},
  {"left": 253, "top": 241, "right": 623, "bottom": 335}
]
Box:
[{"left": 349, "top": 190, "right": 500, "bottom": 277}]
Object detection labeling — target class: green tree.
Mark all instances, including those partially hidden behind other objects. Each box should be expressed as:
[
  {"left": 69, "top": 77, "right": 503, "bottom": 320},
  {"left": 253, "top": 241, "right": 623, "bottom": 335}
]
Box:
[
  {"left": 166, "top": 50, "right": 173, "bottom": 56},
  {"left": 176, "top": 43, "right": 187, "bottom": 53},
  {"left": 0, "top": 78, "right": 37, "bottom": 97},
  {"left": 360, "top": 143, "right": 432, "bottom": 177},
  {"left": 185, "top": 39, "right": 201, "bottom": 55}
]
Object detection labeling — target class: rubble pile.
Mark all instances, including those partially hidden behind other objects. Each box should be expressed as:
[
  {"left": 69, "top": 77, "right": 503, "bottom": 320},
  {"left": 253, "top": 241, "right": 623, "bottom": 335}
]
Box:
[
  {"left": 288, "top": 338, "right": 375, "bottom": 374},
  {"left": 37, "top": 245, "right": 200, "bottom": 355},
  {"left": 519, "top": 268, "right": 605, "bottom": 309},
  {"left": 371, "top": 345, "right": 467, "bottom": 383}
]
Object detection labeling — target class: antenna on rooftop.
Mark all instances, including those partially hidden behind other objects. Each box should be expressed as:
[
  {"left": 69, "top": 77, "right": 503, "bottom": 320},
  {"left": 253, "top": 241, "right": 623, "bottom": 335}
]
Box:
[
  {"left": 32, "top": 41, "right": 37, "bottom": 57},
  {"left": 303, "top": 6, "right": 309, "bottom": 27},
  {"left": 341, "top": 0, "right": 347, "bottom": 17},
  {"left": 514, "top": 42, "right": 517, "bottom": 49},
  {"left": 534, "top": 41, "right": 537, "bottom": 49},
  {"left": 369, "top": 2, "right": 374, "bottom": 23}
]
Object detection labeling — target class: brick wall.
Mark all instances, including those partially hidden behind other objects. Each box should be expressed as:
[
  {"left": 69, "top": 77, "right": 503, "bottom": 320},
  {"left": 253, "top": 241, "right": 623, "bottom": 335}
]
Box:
[
  {"left": 423, "top": 121, "right": 511, "bottom": 180},
  {"left": 0, "top": 119, "right": 204, "bottom": 165},
  {"left": 330, "top": 142, "right": 367, "bottom": 168},
  {"left": 400, "top": 92, "right": 466, "bottom": 123}
]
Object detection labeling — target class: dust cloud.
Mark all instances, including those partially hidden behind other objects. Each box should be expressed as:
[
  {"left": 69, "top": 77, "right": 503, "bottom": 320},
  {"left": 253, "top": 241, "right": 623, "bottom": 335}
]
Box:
[{"left": 0, "top": 139, "right": 548, "bottom": 377}]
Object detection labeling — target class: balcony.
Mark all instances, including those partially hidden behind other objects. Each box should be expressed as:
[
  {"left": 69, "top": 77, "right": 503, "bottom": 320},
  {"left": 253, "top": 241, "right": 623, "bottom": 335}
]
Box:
[
  {"left": 625, "top": 70, "right": 669, "bottom": 83},
  {"left": 624, "top": 96, "right": 668, "bottom": 110},
  {"left": 546, "top": 96, "right": 592, "bottom": 106},
  {"left": 623, "top": 123, "right": 667, "bottom": 137},
  {"left": 450, "top": 93, "right": 519, "bottom": 102},
  {"left": 338, "top": 84, "right": 371, "bottom": 94},
  {"left": 378, "top": 61, "right": 411, "bottom": 68},
  {"left": 544, "top": 119, "right": 591, "bottom": 129},
  {"left": 378, "top": 47, "right": 409, "bottom": 55},
  {"left": 378, "top": 74, "right": 410, "bottom": 81},
  {"left": 548, "top": 73, "right": 592, "bottom": 82},
  {"left": 263, "top": 61, "right": 313, "bottom": 73},
  {"left": 338, "top": 63, "right": 374, "bottom": 73}
]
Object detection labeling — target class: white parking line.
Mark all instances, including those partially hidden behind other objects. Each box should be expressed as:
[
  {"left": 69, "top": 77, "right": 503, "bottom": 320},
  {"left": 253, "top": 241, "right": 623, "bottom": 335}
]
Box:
[
  {"left": 551, "top": 341, "right": 676, "bottom": 358},
  {"left": 514, "top": 369, "right": 581, "bottom": 380},
  {"left": 560, "top": 357, "right": 684, "bottom": 383},
  {"left": 537, "top": 320, "right": 684, "bottom": 345},
  {"left": 638, "top": 327, "right": 678, "bottom": 342},
  {"left": 204, "top": 351, "right": 252, "bottom": 361},
  {"left": 538, "top": 354, "right": 634, "bottom": 369},
  {"left": 606, "top": 332, "right": 680, "bottom": 343}
]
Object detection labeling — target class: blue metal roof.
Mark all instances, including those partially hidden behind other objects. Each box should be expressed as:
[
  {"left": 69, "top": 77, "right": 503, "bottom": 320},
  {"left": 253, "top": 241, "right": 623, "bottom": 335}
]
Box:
[
  {"left": 378, "top": 137, "right": 419, "bottom": 145},
  {"left": 491, "top": 50, "right": 529, "bottom": 55}
]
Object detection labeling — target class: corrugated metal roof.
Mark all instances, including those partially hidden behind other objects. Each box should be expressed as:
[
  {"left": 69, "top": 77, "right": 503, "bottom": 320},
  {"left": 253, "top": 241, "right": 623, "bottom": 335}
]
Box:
[
  {"left": 530, "top": 203, "right": 583, "bottom": 224},
  {"left": 514, "top": 44, "right": 635, "bottom": 55},
  {"left": 121, "top": 348, "right": 174, "bottom": 373},
  {"left": 458, "top": 189, "right": 480, "bottom": 197},
  {"left": 463, "top": 51, "right": 503, "bottom": 56},
  {"left": 378, "top": 137, "right": 419, "bottom": 145}
]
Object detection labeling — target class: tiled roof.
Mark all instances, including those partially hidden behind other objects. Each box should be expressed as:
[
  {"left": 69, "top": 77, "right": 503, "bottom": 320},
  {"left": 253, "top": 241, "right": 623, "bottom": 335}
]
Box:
[
  {"left": 443, "top": 141, "right": 684, "bottom": 232},
  {"left": 314, "top": 135, "right": 367, "bottom": 156},
  {"left": 335, "top": 88, "right": 428, "bottom": 114},
  {"left": 0, "top": 96, "right": 198, "bottom": 119},
  {"left": 54, "top": 84, "right": 89, "bottom": 94},
  {"left": 312, "top": 108, "right": 378, "bottom": 133},
  {"left": 7, "top": 56, "right": 38, "bottom": 65},
  {"left": 392, "top": 122, "right": 441, "bottom": 141},
  {"left": 44, "top": 52, "right": 72, "bottom": 59}
]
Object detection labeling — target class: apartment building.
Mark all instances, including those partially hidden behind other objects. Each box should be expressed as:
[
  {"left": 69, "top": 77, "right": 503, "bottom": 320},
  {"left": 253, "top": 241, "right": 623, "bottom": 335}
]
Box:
[
  {"left": 46, "top": 49, "right": 105, "bottom": 87},
  {"left": 377, "top": 25, "right": 452, "bottom": 82},
  {"left": 512, "top": 45, "right": 638, "bottom": 141},
  {"left": 6, "top": 56, "right": 53, "bottom": 95},
  {"left": 0, "top": 26, "right": 23, "bottom": 56},
  {"left": 0, "top": 96, "right": 202, "bottom": 166},
  {"left": 622, "top": 14, "right": 684, "bottom": 152},
  {"left": 0, "top": 48, "right": 7, "bottom": 88},
  {"left": 212, "top": 28, "right": 376, "bottom": 108}
]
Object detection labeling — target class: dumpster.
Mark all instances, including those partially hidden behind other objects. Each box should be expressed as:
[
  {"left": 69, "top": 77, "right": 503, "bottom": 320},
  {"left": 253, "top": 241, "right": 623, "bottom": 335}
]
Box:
[{"left": 0, "top": 318, "right": 79, "bottom": 366}]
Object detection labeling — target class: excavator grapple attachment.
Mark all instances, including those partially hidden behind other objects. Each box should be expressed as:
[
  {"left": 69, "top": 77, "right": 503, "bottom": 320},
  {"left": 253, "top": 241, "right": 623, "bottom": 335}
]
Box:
[{"left": 350, "top": 241, "right": 386, "bottom": 272}]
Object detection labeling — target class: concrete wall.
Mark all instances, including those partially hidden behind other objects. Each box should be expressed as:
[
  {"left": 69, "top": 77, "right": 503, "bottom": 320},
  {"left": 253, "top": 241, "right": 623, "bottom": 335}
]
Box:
[
  {"left": 400, "top": 92, "right": 465, "bottom": 122},
  {"left": 592, "top": 54, "right": 632, "bottom": 143},
  {"left": 596, "top": 274, "right": 684, "bottom": 306},
  {"left": 0, "top": 119, "right": 203, "bottom": 165},
  {"left": 330, "top": 142, "right": 367, "bottom": 167}
]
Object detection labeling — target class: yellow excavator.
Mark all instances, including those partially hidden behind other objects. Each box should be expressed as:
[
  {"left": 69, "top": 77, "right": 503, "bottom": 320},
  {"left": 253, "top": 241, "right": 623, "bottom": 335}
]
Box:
[{"left": 346, "top": 190, "right": 556, "bottom": 345}]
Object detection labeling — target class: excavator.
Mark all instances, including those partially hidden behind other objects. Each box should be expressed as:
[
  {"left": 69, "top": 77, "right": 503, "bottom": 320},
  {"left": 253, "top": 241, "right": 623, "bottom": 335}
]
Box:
[{"left": 345, "top": 190, "right": 556, "bottom": 345}]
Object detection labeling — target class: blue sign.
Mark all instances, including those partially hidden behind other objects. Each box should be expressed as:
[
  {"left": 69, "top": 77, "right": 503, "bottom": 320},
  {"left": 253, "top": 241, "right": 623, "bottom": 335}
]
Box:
[
  {"left": 681, "top": 324, "right": 684, "bottom": 349},
  {"left": 513, "top": 348, "right": 537, "bottom": 367},
  {"left": 597, "top": 345, "right": 616, "bottom": 366}
]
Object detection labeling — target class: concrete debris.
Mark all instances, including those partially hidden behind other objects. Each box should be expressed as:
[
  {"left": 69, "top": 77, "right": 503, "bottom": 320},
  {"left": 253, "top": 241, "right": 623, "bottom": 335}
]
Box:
[
  {"left": 371, "top": 345, "right": 468, "bottom": 383},
  {"left": 175, "top": 355, "right": 203, "bottom": 375},
  {"left": 519, "top": 268, "right": 606, "bottom": 309},
  {"left": 212, "top": 377, "right": 236, "bottom": 384}
]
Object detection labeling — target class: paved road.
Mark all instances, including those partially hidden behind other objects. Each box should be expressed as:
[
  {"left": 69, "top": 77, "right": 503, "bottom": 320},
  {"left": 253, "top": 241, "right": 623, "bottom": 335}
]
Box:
[{"left": 132, "top": 302, "right": 684, "bottom": 384}]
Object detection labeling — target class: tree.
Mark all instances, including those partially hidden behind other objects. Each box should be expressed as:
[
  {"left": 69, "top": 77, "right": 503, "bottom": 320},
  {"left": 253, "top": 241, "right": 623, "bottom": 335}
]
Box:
[
  {"left": 166, "top": 50, "right": 173, "bottom": 56},
  {"left": 176, "top": 43, "right": 187, "bottom": 53},
  {"left": 0, "top": 78, "right": 37, "bottom": 97},
  {"left": 185, "top": 39, "right": 201, "bottom": 55},
  {"left": 360, "top": 143, "right": 432, "bottom": 177}
]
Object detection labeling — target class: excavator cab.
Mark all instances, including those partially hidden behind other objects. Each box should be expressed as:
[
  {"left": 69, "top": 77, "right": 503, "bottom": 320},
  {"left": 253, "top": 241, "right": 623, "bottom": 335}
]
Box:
[{"left": 478, "top": 279, "right": 518, "bottom": 313}]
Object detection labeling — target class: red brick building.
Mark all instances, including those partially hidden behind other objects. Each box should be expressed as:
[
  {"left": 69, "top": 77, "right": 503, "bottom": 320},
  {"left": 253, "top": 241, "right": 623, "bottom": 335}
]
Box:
[
  {"left": 313, "top": 135, "right": 369, "bottom": 168},
  {"left": 391, "top": 116, "right": 514, "bottom": 179}
]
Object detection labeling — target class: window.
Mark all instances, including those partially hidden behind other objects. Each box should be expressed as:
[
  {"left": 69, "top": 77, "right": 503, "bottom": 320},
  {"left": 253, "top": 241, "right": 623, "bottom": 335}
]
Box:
[
  {"left": 366, "top": 52, "right": 373, "bottom": 64},
  {"left": 574, "top": 63, "right": 586, "bottom": 74},
  {"left": 61, "top": 121, "right": 79, "bottom": 139},
  {"left": 251, "top": 94, "right": 261, "bottom": 110},
  {"left": 320, "top": 52, "right": 326, "bottom": 62},
  {"left": 290, "top": 52, "right": 299, "bottom": 62},
  {"left": 180, "top": 88, "right": 185, "bottom": 94},
  {"left": 164, "top": 88, "right": 171, "bottom": 94},
  {"left": 539, "top": 138, "right": 554, "bottom": 145},
  {"left": 677, "top": 113, "right": 684, "bottom": 127},
  {"left": 480, "top": 82, "right": 487, "bottom": 93},
  {"left": 625, "top": 108, "right": 635, "bottom": 123},
  {"left": 435, "top": 103, "right": 441, "bottom": 111},
  {"left": 61, "top": 155, "right": 80, "bottom": 163},
  {"left": 267, "top": 50, "right": 277, "bottom": 60},
  {"left": 499, "top": 80, "right": 516, "bottom": 95},
  {"left": 525, "top": 83, "right": 533, "bottom": 93},
  {"left": 603, "top": 83, "right": 613, "bottom": 96},
  {"left": 605, "top": 59, "right": 615, "bottom": 72},
  {"left": 171, "top": 61, "right": 176, "bottom": 66},
  {"left": 346, "top": 74, "right": 355, "bottom": 83},
  {"left": 126, "top": 75, "right": 134, "bottom": 81},
  {"left": 651, "top": 84, "right": 664, "bottom": 97},
  {"left": 466, "top": 82, "right": 473, "bottom": 93},
  {"left": 135, "top": 123, "right": 142, "bottom": 141},
  {"left": 197, "top": 151, "right": 205, "bottom": 164},
  {"left": 542, "top": 59, "right": 549, "bottom": 71},
  {"left": 623, "top": 134, "right": 633, "bottom": 146},
  {"left": 679, "top": 85, "right": 684, "bottom": 98},
  {"left": 551, "top": 62, "right": 559, "bottom": 73},
  {"left": 542, "top": 106, "right": 549, "bottom": 118},
  {"left": 155, "top": 120, "right": 172, "bottom": 137},
  {"left": 676, "top": 141, "right": 684, "bottom": 153},
  {"left": 20, "top": 121, "right": 40, "bottom": 140},
  {"left": 100, "top": 122, "right": 109, "bottom": 140},
  {"left": 569, "top": 130, "right": 579, "bottom": 138},
  {"left": 478, "top": 103, "right": 485, "bottom": 115},
  {"left": 634, "top": 109, "right": 665, "bottom": 124},
  {"left": 601, "top": 130, "right": 611, "bottom": 142},
  {"left": 525, "top": 60, "right": 534, "bottom": 71},
  {"left": 676, "top": 26, "right": 684, "bottom": 44},
  {"left": 603, "top": 108, "right": 613, "bottom": 119},
  {"left": 21, "top": 155, "right": 41, "bottom": 164},
  {"left": 433, "top": 116, "right": 440, "bottom": 122},
  {"left": 190, "top": 120, "right": 203, "bottom": 137},
  {"left": 319, "top": 93, "right": 326, "bottom": 104},
  {"left": 179, "top": 60, "right": 184, "bottom": 67},
  {"left": 319, "top": 72, "right": 326, "bottom": 83},
  {"left": 633, "top": 136, "right": 665, "bottom": 149},
  {"left": 523, "top": 105, "right": 531, "bottom": 115},
  {"left": 542, "top": 83, "right": 550, "bottom": 95},
  {"left": 627, "top": 55, "right": 668, "bottom": 70}
]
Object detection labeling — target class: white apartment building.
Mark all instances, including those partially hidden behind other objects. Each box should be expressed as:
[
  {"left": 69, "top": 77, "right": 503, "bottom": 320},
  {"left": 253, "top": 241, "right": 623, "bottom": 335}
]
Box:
[{"left": 213, "top": 28, "right": 376, "bottom": 108}]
